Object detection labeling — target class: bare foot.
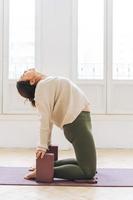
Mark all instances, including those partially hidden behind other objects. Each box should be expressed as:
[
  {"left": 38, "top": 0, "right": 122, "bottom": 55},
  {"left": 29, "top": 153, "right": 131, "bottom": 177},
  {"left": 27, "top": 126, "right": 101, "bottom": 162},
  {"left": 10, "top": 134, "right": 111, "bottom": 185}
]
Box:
[
  {"left": 29, "top": 166, "right": 36, "bottom": 171},
  {"left": 24, "top": 169, "right": 36, "bottom": 180}
]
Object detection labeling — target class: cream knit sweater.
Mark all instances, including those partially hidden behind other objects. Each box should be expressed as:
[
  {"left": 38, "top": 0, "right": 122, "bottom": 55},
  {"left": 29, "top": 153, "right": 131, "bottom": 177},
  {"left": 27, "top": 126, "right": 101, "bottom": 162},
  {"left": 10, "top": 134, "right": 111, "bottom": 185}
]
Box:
[{"left": 34, "top": 76, "right": 90, "bottom": 150}]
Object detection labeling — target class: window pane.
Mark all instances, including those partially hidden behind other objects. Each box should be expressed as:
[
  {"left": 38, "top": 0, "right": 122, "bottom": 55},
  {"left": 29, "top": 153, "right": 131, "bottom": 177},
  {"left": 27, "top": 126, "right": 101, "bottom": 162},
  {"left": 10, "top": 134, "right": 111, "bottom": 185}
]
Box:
[
  {"left": 113, "top": 0, "right": 133, "bottom": 80},
  {"left": 9, "top": 0, "right": 35, "bottom": 79},
  {"left": 78, "top": 0, "right": 104, "bottom": 80}
]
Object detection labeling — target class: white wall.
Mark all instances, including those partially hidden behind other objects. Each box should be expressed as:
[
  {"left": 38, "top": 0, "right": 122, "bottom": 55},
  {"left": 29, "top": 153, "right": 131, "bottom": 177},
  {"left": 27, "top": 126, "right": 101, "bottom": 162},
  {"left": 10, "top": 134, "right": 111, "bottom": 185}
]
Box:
[
  {"left": 0, "top": 115, "right": 71, "bottom": 149},
  {"left": 92, "top": 115, "right": 133, "bottom": 148},
  {"left": 0, "top": 114, "right": 133, "bottom": 149},
  {"left": 0, "top": 0, "right": 133, "bottom": 149}
]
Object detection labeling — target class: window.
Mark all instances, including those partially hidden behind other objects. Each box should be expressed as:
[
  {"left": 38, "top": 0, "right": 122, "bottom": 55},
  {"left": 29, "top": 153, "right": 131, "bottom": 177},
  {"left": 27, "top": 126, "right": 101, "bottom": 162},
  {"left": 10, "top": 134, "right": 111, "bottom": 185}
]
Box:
[
  {"left": 113, "top": 0, "right": 133, "bottom": 80},
  {"left": 1, "top": 0, "right": 133, "bottom": 114},
  {"left": 2, "top": 0, "right": 38, "bottom": 113},
  {"left": 75, "top": 0, "right": 133, "bottom": 114},
  {"left": 9, "top": 0, "right": 35, "bottom": 80},
  {"left": 78, "top": 0, "right": 104, "bottom": 80}
]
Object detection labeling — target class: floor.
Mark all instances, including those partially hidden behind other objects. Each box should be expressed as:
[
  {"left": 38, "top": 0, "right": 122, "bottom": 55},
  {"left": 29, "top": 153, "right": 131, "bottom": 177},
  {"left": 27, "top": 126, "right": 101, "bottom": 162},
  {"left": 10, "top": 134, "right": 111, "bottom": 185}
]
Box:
[{"left": 0, "top": 148, "right": 133, "bottom": 200}]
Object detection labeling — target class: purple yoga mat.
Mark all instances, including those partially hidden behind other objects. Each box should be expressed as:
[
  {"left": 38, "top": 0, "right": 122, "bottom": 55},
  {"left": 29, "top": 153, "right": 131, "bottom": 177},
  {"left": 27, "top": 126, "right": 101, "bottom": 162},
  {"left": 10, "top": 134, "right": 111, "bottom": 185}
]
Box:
[{"left": 0, "top": 167, "right": 133, "bottom": 187}]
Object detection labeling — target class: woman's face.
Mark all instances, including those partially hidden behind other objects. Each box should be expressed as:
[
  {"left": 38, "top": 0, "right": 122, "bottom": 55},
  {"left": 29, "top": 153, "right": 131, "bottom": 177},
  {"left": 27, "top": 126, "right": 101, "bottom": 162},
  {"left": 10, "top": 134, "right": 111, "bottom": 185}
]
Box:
[
  {"left": 20, "top": 68, "right": 36, "bottom": 81},
  {"left": 19, "top": 68, "right": 45, "bottom": 85}
]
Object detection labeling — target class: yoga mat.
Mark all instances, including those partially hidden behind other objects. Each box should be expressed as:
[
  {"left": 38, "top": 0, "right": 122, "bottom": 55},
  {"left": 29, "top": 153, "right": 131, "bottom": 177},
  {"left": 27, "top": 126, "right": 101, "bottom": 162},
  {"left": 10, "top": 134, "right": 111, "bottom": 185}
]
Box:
[{"left": 0, "top": 167, "right": 133, "bottom": 187}]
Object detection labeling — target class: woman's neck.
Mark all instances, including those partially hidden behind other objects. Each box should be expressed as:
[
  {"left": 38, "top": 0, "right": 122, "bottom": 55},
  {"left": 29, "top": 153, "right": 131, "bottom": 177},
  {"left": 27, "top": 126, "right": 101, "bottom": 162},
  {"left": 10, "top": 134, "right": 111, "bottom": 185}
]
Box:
[{"left": 35, "top": 73, "right": 48, "bottom": 83}]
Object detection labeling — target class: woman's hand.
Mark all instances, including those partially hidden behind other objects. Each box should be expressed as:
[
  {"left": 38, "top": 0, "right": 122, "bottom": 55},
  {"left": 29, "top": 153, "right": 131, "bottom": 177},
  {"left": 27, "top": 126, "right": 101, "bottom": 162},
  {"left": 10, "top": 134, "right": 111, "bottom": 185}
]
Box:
[{"left": 36, "top": 149, "right": 46, "bottom": 159}]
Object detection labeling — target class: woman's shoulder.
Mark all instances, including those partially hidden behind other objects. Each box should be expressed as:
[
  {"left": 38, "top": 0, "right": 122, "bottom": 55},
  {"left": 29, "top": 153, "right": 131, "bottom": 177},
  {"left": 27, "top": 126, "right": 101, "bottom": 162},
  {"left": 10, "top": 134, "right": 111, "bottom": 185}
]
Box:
[
  {"left": 36, "top": 76, "right": 55, "bottom": 88},
  {"left": 34, "top": 76, "right": 58, "bottom": 97},
  {"left": 35, "top": 76, "right": 73, "bottom": 94}
]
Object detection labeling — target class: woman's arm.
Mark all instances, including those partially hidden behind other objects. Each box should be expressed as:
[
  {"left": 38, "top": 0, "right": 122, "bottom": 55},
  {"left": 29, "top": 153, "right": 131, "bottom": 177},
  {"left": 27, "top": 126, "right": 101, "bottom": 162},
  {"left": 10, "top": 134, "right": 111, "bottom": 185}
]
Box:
[
  {"left": 37, "top": 113, "right": 53, "bottom": 151},
  {"left": 34, "top": 79, "right": 55, "bottom": 158}
]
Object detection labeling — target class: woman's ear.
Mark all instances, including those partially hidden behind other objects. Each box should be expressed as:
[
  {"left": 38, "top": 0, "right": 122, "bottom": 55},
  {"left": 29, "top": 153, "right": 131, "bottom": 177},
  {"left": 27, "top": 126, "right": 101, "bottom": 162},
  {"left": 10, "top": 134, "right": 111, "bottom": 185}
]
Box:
[{"left": 30, "top": 79, "right": 36, "bottom": 85}]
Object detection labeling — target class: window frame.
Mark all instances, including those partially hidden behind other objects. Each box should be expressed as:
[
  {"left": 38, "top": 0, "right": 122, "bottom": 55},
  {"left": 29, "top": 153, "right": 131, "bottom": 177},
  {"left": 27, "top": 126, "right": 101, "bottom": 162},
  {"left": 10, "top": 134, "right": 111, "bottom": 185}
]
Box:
[
  {"left": 72, "top": 0, "right": 133, "bottom": 114},
  {"left": 2, "top": 0, "right": 43, "bottom": 114},
  {"left": 71, "top": 0, "right": 106, "bottom": 85},
  {"left": 106, "top": 0, "right": 133, "bottom": 114},
  {"left": 72, "top": 0, "right": 107, "bottom": 114}
]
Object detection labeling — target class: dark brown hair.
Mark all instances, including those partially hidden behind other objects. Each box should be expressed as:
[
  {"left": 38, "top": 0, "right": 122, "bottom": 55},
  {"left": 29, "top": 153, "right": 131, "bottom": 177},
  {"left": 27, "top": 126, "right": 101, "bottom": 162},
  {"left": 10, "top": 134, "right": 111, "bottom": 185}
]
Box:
[{"left": 16, "top": 80, "right": 37, "bottom": 107}]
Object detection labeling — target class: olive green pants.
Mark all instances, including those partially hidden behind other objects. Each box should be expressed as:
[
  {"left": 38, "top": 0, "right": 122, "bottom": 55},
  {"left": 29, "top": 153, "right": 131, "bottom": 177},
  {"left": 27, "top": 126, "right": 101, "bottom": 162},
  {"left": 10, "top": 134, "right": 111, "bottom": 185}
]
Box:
[{"left": 54, "top": 111, "right": 97, "bottom": 180}]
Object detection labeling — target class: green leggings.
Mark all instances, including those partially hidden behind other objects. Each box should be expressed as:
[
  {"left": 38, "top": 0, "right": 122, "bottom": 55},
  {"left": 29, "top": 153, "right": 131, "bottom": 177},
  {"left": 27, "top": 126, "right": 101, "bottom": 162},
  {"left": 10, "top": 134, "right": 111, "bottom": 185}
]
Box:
[{"left": 54, "top": 111, "right": 97, "bottom": 180}]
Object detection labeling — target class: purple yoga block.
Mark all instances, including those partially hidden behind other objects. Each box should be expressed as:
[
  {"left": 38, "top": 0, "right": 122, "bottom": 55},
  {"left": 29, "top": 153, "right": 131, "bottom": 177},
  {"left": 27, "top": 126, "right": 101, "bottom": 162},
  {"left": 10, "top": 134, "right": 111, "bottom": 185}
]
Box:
[
  {"left": 46, "top": 145, "right": 58, "bottom": 161},
  {"left": 36, "top": 153, "right": 54, "bottom": 183}
]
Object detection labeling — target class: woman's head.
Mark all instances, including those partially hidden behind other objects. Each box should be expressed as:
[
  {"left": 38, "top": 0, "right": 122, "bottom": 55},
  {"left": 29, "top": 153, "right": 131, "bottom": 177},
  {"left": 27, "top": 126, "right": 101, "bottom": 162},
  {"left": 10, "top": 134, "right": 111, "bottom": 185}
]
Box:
[
  {"left": 16, "top": 80, "right": 36, "bottom": 107},
  {"left": 16, "top": 68, "right": 45, "bottom": 107},
  {"left": 20, "top": 68, "right": 39, "bottom": 84}
]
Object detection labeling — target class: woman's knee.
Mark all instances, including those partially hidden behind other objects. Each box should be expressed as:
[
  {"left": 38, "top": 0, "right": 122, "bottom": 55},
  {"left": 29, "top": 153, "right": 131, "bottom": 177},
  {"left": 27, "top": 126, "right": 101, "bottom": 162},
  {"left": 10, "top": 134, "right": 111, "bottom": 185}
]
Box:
[{"left": 82, "top": 167, "right": 96, "bottom": 179}]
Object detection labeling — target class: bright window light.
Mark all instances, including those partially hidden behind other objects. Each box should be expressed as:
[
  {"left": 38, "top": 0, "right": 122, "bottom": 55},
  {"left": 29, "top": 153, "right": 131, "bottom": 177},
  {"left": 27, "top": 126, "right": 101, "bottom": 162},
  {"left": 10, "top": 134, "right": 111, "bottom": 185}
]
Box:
[
  {"left": 9, "top": 0, "right": 35, "bottom": 79},
  {"left": 113, "top": 0, "right": 133, "bottom": 80},
  {"left": 78, "top": 0, "right": 104, "bottom": 80}
]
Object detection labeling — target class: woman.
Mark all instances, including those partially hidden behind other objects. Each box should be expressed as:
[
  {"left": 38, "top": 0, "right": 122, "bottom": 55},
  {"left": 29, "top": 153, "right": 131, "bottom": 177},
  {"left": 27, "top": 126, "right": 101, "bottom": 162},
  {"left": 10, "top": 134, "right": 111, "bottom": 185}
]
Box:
[{"left": 16, "top": 68, "right": 97, "bottom": 180}]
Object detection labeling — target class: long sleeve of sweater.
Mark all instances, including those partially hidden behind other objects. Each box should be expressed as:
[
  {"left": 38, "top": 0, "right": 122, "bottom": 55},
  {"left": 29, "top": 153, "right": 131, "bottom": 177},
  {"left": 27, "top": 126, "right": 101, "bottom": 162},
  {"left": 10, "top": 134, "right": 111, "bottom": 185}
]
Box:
[
  {"left": 35, "top": 80, "right": 54, "bottom": 150},
  {"left": 36, "top": 110, "right": 53, "bottom": 150}
]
